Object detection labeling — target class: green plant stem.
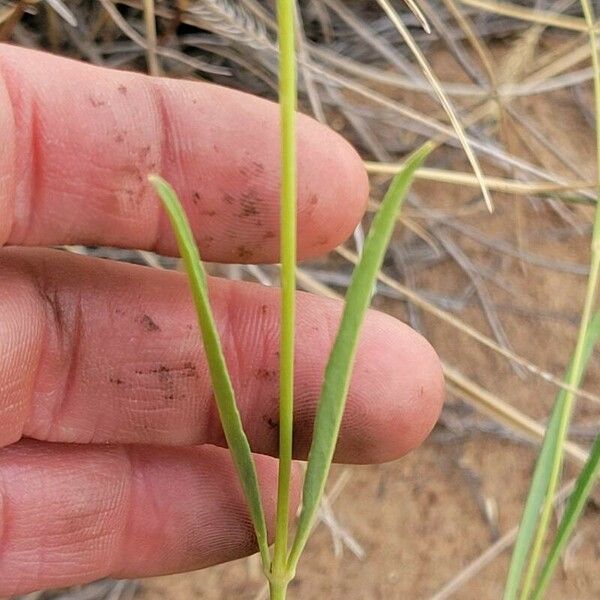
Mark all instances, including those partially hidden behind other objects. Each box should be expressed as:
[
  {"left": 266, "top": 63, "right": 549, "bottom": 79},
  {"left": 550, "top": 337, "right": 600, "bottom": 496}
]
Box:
[
  {"left": 519, "top": 1, "right": 600, "bottom": 596},
  {"left": 269, "top": 578, "right": 290, "bottom": 600},
  {"left": 271, "top": 0, "right": 297, "bottom": 589}
]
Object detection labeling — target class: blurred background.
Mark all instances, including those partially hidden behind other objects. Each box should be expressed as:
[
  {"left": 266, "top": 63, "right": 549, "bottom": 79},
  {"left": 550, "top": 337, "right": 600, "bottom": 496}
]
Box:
[{"left": 3, "top": 0, "right": 600, "bottom": 598}]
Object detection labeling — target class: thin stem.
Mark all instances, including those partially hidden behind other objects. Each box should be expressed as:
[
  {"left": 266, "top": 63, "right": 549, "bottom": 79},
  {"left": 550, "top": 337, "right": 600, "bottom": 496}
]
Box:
[
  {"left": 519, "top": 1, "right": 600, "bottom": 596},
  {"left": 142, "top": 0, "right": 161, "bottom": 76},
  {"left": 269, "top": 579, "right": 290, "bottom": 600},
  {"left": 272, "top": 0, "right": 297, "bottom": 588}
]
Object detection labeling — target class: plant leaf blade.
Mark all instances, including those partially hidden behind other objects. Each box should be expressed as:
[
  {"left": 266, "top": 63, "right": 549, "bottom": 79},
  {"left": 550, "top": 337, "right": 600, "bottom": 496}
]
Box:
[
  {"left": 504, "top": 311, "right": 600, "bottom": 600},
  {"left": 287, "top": 143, "right": 432, "bottom": 571},
  {"left": 531, "top": 314, "right": 600, "bottom": 599},
  {"left": 149, "top": 175, "right": 271, "bottom": 569}
]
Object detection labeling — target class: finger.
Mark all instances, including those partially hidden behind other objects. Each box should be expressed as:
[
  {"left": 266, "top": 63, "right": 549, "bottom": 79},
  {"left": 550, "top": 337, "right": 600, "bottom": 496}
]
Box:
[
  {"left": 0, "top": 248, "right": 444, "bottom": 463},
  {"left": 0, "top": 440, "right": 299, "bottom": 595},
  {"left": 0, "top": 44, "right": 368, "bottom": 262}
]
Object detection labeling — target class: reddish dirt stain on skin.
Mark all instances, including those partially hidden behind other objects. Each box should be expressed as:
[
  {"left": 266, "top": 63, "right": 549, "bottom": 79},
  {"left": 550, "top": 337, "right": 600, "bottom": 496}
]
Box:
[
  {"left": 115, "top": 133, "right": 125, "bottom": 143},
  {"left": 260, "top": 304, "right": 269, "bottom": 316},
  {"left": 237, "top": 245, "right": 253, "bottom": 259},
  {"left": 118, "top": 84, "right": 128, "bottom": 95},
  {"left": 135, "top": 362, "right": 197, "bottom": 380},
  {"left": 263, "top": 231, "right": 275, "bottom": 240},
  {"left": 317, "top": 234, "right": 329, "bottom": 246},
  {"left": 109, "top": 376, "right": 124, "bottom": 385},
  {"left": 255, "top": 368, "right": 278, "bottom": 382},
  {"left": 240, "top": 201, "right": 259, "bottom": 217},
  {"left": 223, "top": 190, "right": 263, "bottom": 217},
  {"left": 264, "top": 415, "right": 279, "bottom": 430},
  {"left": 309, "top": 194, "right": 319, "bottom": 206},
  {"left": 138, "top": 314, "right": 160, "bottom": 332},
  {"left": 139, "top": 145, "right": 151, "bottom": 159},
  {"left": 200, "top": 209, "right": 217, "bottom": 217},
  {"left": 240, "top": 162, "right": 265, "bottom": 177},
  {"left": 200, "top": 235, "right": 214, "bottom": 246},
  {"left": 192, "top": 192, "right": 201, "bottom": 205},
  {"left": 132, "top": 362, "right": 197, "bottom": 407}
]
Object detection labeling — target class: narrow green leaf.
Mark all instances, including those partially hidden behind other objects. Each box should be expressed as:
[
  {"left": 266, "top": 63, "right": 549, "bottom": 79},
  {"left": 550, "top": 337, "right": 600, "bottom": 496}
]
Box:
[
  {"left": 504, "top": 312, "right": 600, "bottom": 600},
  {"left": 287, "top": 143, "right": 433, "bottom": 572},
  {"left": 504, "top": 397, "right": 562, "bottom": 600},
  {"left": 531, "top": 314, "right": 600, "bottom": 599},
  {"left": 148, "top": 175, "right": 271, "bottom": 570}
]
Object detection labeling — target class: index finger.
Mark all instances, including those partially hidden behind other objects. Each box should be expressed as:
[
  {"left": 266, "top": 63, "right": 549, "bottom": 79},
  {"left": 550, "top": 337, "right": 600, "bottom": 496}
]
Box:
[{"left": 0, "top": 45, "right": 368, "bottom": 262}]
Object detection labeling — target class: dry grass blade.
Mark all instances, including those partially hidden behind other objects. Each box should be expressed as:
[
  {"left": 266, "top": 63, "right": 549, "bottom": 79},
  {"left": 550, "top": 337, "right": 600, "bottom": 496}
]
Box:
[
  {"left": 441, "top": 0, "right": 496, "bottom": 83},
  {"left": 444, "top": 365, "right": 588, "bottom": 466},
  {"left": 142, "top": 0, "right": 161, "bottom": 75},
  {"left": 401, "top": 0, "right": 431, "bottom": 33},
  {"left": 44, "top": 0, "right": 77, "bottom": 27},
  {"left": 293, "top": 0, "right": 326, "bottom": 122},
  {"left": 457, "top": 0, "right": 589, "bottom": 31},
  {"left": 100, "top": 0, "right": 231, "bottom": 74},
  {"left": 375, "top": 0, "right": 494, "bottom": 212},
  {"left": 319, "top": 0, "right": 421, "bottom": 78},
  {"left": 365, "top": 162, "right": 595, "bottom": 197}
]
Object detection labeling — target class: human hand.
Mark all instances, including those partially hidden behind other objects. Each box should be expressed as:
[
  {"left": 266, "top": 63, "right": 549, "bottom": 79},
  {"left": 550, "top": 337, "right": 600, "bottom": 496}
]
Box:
[{"left": 0, "top": 45, "right": 444, "bottom": 595}]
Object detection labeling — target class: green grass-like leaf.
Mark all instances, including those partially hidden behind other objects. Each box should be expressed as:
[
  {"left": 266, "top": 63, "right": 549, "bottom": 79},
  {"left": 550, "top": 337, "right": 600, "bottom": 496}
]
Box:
[
  {"left": 286, "top": 142, "right": 433, "bottom": 572},
  {"left": 148, "top": 175, "right": 271, "bottom": 570},
  {"left": 533, "top": 439, "right": 600, "bottom": 597},
  {"left": 504, "top": 312, "right": 600, "bottom": 600}
]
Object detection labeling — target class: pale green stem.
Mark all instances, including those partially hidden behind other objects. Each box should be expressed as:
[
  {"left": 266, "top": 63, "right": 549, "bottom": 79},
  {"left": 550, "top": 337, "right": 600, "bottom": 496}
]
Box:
[
  {"left": 519, "top": 2, "right": 600, "bottom": 597},
  {"left": 269, "top": 579, "right": 290, "bottom": 600},
  {"left": 271, "top": 0, "right": 297, "bottom": 590}
]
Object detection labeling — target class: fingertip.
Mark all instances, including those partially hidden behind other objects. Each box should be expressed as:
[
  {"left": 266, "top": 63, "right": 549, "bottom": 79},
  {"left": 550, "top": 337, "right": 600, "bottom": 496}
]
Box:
[
  {"left": 297, "top": 113, "right": 369, "bottom": 258},
  {"left": 344, "top": 310, "right": 445, "bottom": 464}
]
